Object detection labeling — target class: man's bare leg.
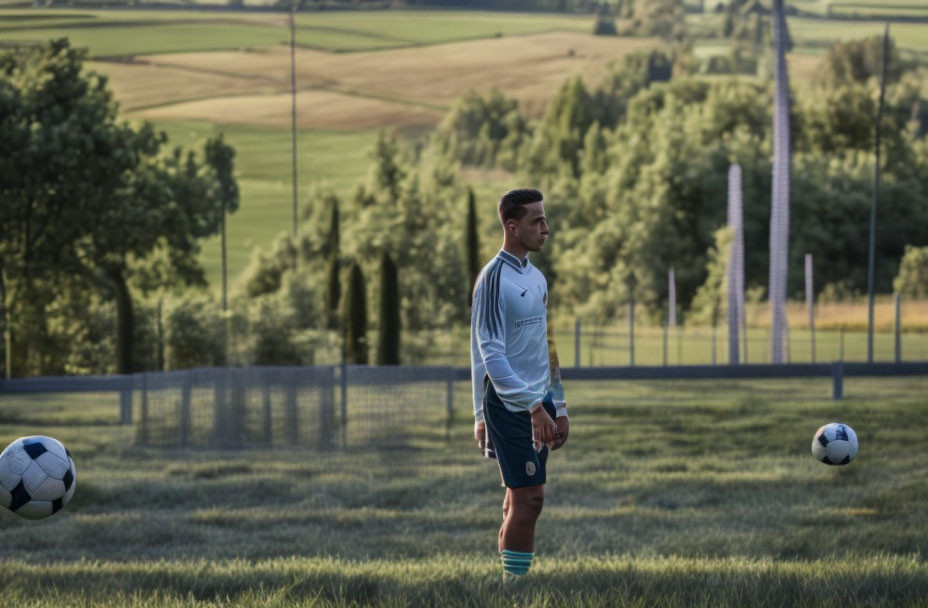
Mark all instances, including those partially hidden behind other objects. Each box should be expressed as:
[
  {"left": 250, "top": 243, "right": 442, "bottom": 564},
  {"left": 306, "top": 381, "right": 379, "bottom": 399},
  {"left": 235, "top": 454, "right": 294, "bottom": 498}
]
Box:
[{"left": 498, "top": 484, "right": 545, "bottom": 553}]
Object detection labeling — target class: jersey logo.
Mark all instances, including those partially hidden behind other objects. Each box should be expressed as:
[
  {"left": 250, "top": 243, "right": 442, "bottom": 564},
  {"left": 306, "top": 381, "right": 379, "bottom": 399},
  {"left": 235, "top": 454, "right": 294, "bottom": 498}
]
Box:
[
  {"left": 514, "top": 316, "right": 543, "bottom": 329},
  {"left": 520, "top": 289, "right": 527, "bottom": 297}
]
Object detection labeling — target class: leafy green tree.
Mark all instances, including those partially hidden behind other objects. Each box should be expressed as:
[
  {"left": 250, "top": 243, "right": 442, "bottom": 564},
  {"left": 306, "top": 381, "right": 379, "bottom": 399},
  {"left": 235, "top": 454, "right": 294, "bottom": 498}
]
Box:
[
  {"left": 84, "top": 136, "right": 235, "bottom": 374},
  {"left": 689, "top": 227, "right": 732, "bottom": 325},
  {"left": 815, "top": 35, "right": 903, "bottom": 90},
  {"left": 893, "top": 246, "right": 928, "bottom": 297},
  {"left": 368, "top": 131, "right": 406, "bottom": 203},
  {"left": 621, "top": 0, "right": 687, "bottom": 41},
  {"left": 377, "top": 251, "right": 400, "bottom": 365},
  {"left": 346, "top": 137, "right": 469, "bottom": 332},
  {"left": 244, "top": 295, "right": 304, "bottom": 366},
  {"left": 433, "top": 89, "right": 529, "bottom": 170},
  {"left": 593, "top": 15, "right": 617, "bottom": 36},
  {"left": 524, "top": 76, "right": 597, "bottom": 179},
  {"left": 238, "top": 232, "right": 300, "bottom": 298},
  {"left": 0, "top": 40, "right": 236, "bottom": 376},
  {"left": 0, "top": 40, "right": 136, "bottom": 376},
  {"left": 164, "top": 293, "right": 225, "bottom": 370}
]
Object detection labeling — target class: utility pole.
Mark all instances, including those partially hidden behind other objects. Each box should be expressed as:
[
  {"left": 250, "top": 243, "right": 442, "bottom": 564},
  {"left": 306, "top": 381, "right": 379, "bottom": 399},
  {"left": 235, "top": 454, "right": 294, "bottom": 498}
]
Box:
[
  {"left": 289, "top": 4, "right": 299, "bottom": 242},
  {"left": 867, "top": 24, "right": 889, "bottom": 364}
]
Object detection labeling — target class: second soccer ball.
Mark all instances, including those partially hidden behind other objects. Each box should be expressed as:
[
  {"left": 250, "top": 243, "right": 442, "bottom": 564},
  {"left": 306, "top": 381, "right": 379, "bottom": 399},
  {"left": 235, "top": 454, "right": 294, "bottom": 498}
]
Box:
[{"left": 811, "top": 422, "right": 858, "bottom": 465}]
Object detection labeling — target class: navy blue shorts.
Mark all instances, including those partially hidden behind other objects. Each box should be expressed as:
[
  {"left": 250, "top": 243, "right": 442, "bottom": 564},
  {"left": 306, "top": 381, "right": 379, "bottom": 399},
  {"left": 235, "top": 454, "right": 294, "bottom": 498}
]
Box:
[{"left": 484, "top": 381, "right": 556, "bottom": 489}]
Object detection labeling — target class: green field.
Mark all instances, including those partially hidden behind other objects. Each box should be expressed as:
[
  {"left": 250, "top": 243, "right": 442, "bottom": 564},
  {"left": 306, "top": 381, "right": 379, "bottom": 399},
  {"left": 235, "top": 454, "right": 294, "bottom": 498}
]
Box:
[
  {"left": 795, "top": 0, "right": 928, "bottom": 17},
  {"left": 0, "top": 9, "right": 593, "bottom": 57},
  {"left": 788, "top": 16, "right": 928, "bottom": 55},
  {"left": 1, "top": 376, "right": 927, "bottom": 606},
  {"left": 145, "top": 121, "right": 379, "bottom": 285}
]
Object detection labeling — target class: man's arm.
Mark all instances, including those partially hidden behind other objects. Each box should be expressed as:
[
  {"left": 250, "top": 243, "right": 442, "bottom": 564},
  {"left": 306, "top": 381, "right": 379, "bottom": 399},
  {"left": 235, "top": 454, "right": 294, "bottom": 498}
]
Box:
[
  {"left": 471, "top": 316, "right": 488, "bottom": 447},
  {"left": 548, "top": 332, "right": 569, "bottom": 450}
]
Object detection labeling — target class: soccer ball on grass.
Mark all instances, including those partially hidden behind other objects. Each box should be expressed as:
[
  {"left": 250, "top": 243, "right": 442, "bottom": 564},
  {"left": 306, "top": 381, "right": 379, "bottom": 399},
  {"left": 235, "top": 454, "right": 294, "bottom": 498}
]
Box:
[
  {"left": 0, "top": 435, "right": 76, "bottom": 519},
  {"left": 811, "top": 423, "right": 858, "bottom": 466}
]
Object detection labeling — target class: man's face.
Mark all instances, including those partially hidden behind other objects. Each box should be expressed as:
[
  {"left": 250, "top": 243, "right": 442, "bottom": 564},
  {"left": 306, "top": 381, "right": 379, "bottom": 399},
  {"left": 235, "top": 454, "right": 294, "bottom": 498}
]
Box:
[{"left": 508, "top": 201, "right": 549, "bottom": 252}]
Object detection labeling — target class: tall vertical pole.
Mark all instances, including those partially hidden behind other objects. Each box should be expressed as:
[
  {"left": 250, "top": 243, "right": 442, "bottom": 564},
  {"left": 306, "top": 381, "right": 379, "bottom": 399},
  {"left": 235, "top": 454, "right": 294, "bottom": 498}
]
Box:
[
  {"left": 805, "top": 254, "right": 815, "bottom": 363},
  {"left": 867, "top": 24, "right": 889, "bottom": 364},
  {"left": 727, "top": 164, "right": 744, "bottom": 365},
  {"left": 628, "top": 299, "right": 635, "bottom": 367},
  {"left": 574, "top": 318, "right": 581, "bottom": 368},
  {"left": 894, "top": 292, "right": 902, "bottom": 363},
  {"left": 289, "top": 5, "right": 299, "bottom": 241},
  {"left": 769, "top": 0, "right": 792, "bottom": 364},
  {"left": 668, "top": 266, "right": 676, "bottom": 365},
  {"left": 0, "top": 267, "right": 10, "bottom": 379}
]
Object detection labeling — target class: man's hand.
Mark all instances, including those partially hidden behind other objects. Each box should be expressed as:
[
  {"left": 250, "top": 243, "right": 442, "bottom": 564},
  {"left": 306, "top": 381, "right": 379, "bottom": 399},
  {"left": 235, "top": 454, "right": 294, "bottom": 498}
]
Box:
[
  {"left": 530, "top": 404, "right": 557, "bottom": 445},
  {"left": 551, "top": 416, "right": 569, "bottom": 450},
  {"left": 475, "top": 421, "right": 486, "bottom": 450}
]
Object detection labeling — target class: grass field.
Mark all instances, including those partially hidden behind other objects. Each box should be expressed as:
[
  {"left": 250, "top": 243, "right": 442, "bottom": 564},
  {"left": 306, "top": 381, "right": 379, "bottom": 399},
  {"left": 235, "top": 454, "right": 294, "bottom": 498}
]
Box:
[{"left": 1, "top": 376, "right": 927, "bottom": 606}]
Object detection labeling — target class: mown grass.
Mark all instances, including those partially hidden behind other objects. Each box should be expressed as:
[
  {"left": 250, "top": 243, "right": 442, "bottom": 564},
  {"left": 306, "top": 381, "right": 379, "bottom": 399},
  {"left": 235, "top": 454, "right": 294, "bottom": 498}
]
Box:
[{"left": 0, "top": 376, "right": 926, "bottom": 605}]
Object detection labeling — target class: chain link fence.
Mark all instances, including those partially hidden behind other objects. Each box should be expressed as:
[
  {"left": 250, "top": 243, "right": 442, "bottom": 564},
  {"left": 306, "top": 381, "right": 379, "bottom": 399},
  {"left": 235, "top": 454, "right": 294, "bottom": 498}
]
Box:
[{"left": 3, "top": 362, "right": 928, "bottom": 451}]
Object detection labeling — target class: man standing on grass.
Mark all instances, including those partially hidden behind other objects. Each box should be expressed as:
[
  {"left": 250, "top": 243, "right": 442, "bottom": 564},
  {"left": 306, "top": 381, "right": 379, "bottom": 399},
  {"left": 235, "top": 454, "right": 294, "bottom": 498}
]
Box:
[{"left": 470, "top": 188, "right": 569, "bottom": 581}]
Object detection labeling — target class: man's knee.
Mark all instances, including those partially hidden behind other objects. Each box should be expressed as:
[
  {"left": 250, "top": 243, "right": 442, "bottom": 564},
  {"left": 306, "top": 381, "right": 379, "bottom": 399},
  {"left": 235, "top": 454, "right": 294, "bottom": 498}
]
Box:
[{"left": 510, "top": 486, "right": 545, "bottom": 519}]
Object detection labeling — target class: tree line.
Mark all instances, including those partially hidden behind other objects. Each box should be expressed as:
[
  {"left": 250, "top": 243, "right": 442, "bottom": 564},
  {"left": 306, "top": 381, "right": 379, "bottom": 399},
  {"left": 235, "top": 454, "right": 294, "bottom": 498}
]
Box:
[
  {"left": 2, "top": 34, "right": 927, "bottom": 376},
  {"left": 433, "top": 37, "right": 928, "bottom": 322}
]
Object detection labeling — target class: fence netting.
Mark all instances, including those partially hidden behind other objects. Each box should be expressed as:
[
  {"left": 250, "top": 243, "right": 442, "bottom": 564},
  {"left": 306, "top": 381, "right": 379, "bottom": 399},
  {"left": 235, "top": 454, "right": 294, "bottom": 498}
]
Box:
[{"left": 132, "top": 366, "right": 456, "bottom": 450}]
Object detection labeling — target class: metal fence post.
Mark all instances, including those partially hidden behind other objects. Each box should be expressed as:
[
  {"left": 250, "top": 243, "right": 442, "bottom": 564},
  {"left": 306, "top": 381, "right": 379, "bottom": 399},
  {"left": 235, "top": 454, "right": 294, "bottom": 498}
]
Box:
[
  {"left": 319, "top": 366, "right": 335, "bottom": 451},
  {"left": 628, "top": 300, "right": 635, "bottom": 367},
  {"left": 574, "top": 318, "right": 581, "bottom": 368},
  {"left": 285, "top": 374, "right": 298, "bottom": 446},
  {"left": 445, "top": 373, "right": 454, "bottom": 439},
  {"left": 677, "top": 327, "right": 683, "bottom": 365},
  {"left": 179, "top": 372, "right": 192, "bottom": 448},
  {"left": 895, "top": 293, "right": 902, "bottom": 363},
  {"left": 340, "top": 361, "right": 348, "bottom": 448},
  {"left": 213, "top": 369, "right": 226, "bottom": 448},
  {"left": 262, "top": 374, "right": 272, "bottom": 446},
  {"left": 832, "top": 361, "right": 844, "bottom": 400},
  {"left": 662, "top": 324, "right": 668, "bottom": 367},
  {"left": 119, "top": 378, "right": 132, "bottom": 425},
  {"left": 139, "top": 373, "right": 149, "bottom": 446}
]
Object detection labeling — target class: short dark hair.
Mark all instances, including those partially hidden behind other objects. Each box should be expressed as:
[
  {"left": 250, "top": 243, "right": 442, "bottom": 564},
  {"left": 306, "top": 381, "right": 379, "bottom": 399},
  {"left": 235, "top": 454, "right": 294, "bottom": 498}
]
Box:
[{"left": 498, "top": 189, "right": 543, "bottom": 223}]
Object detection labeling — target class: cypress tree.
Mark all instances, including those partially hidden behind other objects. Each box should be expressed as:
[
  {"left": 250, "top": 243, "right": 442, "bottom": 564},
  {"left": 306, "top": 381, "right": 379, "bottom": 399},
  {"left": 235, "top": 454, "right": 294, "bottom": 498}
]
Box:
[
  {"left": 377, "top": 251, "right": 400, "bottom": 365},
  {"left": 325, "top": 200, "right": 340, "bottom": 329},
  {"left": 465, "top": 187, "right": 481, "bottom": 307},
  {"left": 343, "top": 262, "right": 368, "bottom": 365}
]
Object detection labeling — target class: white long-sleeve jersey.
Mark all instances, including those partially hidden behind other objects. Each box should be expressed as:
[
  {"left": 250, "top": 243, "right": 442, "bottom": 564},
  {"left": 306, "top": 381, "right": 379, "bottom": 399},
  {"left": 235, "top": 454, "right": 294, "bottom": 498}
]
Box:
[{"left": 471, "top": 249, "right": 565, "bottom": 423}]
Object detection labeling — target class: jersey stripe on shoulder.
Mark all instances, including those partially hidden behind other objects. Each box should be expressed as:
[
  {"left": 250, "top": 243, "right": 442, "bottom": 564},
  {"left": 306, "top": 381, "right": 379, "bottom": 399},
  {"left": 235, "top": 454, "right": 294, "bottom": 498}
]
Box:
[{"left": 483, "top": 259, "right": 504, "bottom": 339}]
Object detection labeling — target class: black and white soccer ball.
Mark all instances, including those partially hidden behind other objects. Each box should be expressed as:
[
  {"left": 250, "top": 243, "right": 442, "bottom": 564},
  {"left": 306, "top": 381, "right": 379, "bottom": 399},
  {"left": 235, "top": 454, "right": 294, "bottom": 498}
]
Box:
[
  {"left": 811, "top": 423, "right": 858, "bottom": 466},
  {"left": 0, "top": 436, "right": 76, "bottom": 519}
]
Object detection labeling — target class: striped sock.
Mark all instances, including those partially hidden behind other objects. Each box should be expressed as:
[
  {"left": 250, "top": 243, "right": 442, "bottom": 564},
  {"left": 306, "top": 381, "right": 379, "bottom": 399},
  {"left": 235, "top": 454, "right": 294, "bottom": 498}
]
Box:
[{"left": 500, "top": 549, "right": 533, "bottom": 577}]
